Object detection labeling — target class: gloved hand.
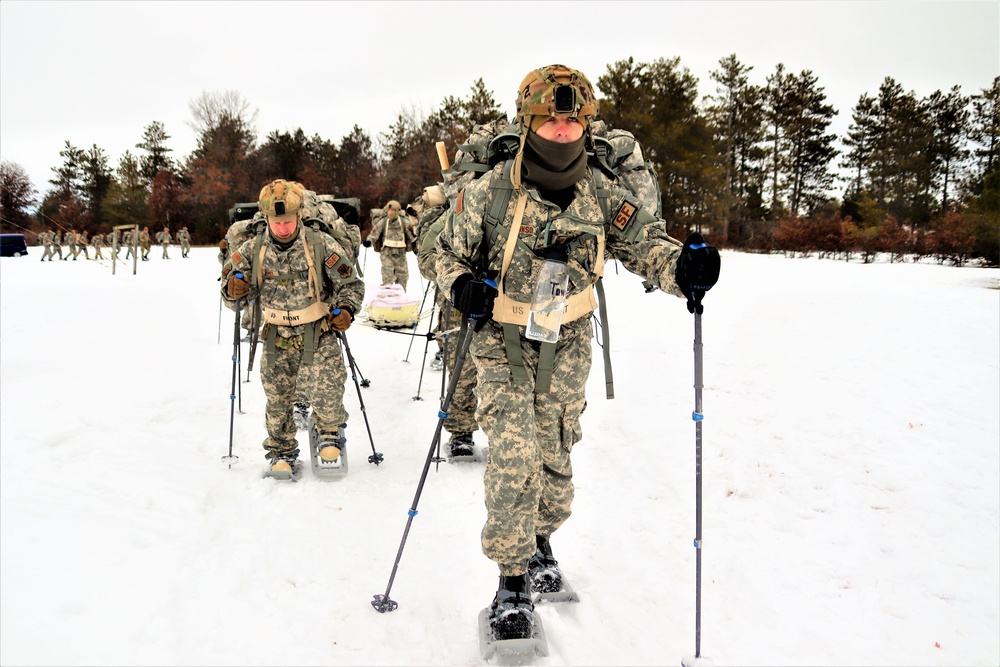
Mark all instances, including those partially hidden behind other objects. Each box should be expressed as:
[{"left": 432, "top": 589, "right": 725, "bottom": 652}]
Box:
[
  {"left": 674, "top": 233, "right": 721, "bottom": 314},
  {"left": 329, "top": 307, "right": 352, "bottom": 332},
  {"left": 451, "top": 272, "right": 498, "bottom": 331},
  {"left": 219, "top": 239, "right": 228, "bottom": 251},
  {"left": 362, "top": 239, "right": 372, "bottom": 248},
  {"left": 227, "top": 272, "right": 250, "bottom": 299}
]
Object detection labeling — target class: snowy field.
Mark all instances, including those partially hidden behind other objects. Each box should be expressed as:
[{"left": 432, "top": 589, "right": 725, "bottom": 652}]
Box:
[{"left": 1, "top": 245, "right": 997, "bottom": 667}]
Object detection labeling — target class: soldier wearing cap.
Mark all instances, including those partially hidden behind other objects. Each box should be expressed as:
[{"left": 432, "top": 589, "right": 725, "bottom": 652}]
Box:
[
  {"left": 177, "top": 226, "right": 192, "bottom": 258},
  {"left": 368, "top": 199, "right": 415, "bottom": 289},
  {"left": 435, "top": 64, "right": 720, "bottom": 640},
  {"left": 156, "top": 226, "right": 172, "bottom": 259},
  {"left": 221, "top": 179, "right": 365, "bottom": 475},
  {"left": 139, "top": 227, "right": 152, "bottom": 261}
]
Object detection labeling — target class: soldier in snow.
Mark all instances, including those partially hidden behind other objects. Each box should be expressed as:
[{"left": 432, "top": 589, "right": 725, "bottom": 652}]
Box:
[
  {"left": 435, "top": 64, "right": 720, "bottom": 641},
  {"left": 220, "top": 179, "right": 365, "bottom": 476},
  {"left": 177, "top": 226, "right": 192, "bottom": 258},
  {"left": 368, "top": 199, "right": 415, "bottom": 289}
]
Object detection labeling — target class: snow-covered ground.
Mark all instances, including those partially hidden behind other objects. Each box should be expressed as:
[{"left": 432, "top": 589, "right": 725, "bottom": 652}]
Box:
[{"left": 1, "top": 245, "right": 997, "bottom": 667}]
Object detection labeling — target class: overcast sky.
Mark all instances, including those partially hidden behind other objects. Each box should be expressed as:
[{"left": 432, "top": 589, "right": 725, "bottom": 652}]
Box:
[{"left": 1, "top": 0, "right": 997, "bottom": 201}]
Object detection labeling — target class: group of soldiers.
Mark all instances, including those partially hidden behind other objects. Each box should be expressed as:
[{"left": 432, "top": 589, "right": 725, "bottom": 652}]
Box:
[
  {"left": 35, "top": 226, "right": 193, "bottom": 262},
  {"left": 217, "top": 63, "right": 721, "bottom": 651}
]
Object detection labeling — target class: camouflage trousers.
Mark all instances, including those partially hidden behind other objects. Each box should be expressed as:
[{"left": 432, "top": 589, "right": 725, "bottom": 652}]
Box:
[
  {"left": 473, "top": 319, "right": 591, "bottom": 576},
  {"left": 436, "top": 291, "right": 478, "bottom": 435},
  {"left": 259, "top": 329, "right": 349, "bottom": 460},
  {"left": 379, "top": 246, "right": 409, "bottom": 289}
]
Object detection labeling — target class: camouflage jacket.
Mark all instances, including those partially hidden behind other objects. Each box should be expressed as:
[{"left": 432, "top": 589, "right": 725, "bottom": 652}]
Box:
[
  {"left": 435, "top": 161, "right": 685, "bottom": 339},
  {"left": 221, "top": 229, "right": 365, "bottom": 339},
  {"left": 416, "top": 204, "right": 448, "bottom": 282},
  {"left": 177, "top": 230, "right": 191, "bottom": 245},
  {"left": 370, "top": 212, "right": 414, "bottom": 252},
  {"left": 139, "top": 231, "right": 151, "bottom": 248}
]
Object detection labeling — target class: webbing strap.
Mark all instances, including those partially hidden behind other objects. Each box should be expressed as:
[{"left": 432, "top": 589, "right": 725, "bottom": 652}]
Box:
[
  {"left": 536, "top": 341, "right": 556, "bottom": 393},
  {"left": 502, "top": 323, "right": 529, "bottom": 382}
]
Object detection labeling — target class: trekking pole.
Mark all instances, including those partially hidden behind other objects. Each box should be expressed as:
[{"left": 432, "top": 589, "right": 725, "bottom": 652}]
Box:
[
  {"left": 350, "top": 355, "right": 371, "bottom": 388},
  {"left": 217, "top": 295, "right": 223, "bottom": 344},
  {"left": 372, "top": 315, "right": 479, "bottom": 614},
  {"left": 411, "top": 300, "right": 438, "bottom": 401},
  {"left": 682, "top": 307, "right": 711, "bottom": 667},
  {"left": 335, "top": 318, "right": 383, "bottom": 465},
  {"left": 403, "top": 280, "right": 434, "bottom": 363},
  {"left": 222, "top": 294, "right": 244, "bottom": 467},
  {"left": 432, "top": 328, "right": 453, "bottom": 469}
]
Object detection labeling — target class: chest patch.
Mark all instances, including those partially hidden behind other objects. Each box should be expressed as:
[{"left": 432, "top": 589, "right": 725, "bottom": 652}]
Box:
[
  {"left": 519, "top": 224, "right": 535, "bottom": 236},
  {"left": 325, "top": 252, "right": 340, "bottom": 269},
  {"left": 264, "top": 269, "right": 280, "bottom": 277},
  {"left": 613, "top": 201, "right": 638, "bottom": 231},
  {"left": 455, "top": 190, "right": 465, "bottom": 215}
]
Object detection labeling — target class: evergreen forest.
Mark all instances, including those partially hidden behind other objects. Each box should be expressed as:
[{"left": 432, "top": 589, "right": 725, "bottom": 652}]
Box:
[{"left": 2, "top": 56, "right": 998, "bottom": 266}]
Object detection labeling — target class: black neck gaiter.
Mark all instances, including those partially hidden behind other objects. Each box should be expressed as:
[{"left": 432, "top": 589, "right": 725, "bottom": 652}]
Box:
[{"left": 521, "top": 132, "right": 588, "bottom": 191}]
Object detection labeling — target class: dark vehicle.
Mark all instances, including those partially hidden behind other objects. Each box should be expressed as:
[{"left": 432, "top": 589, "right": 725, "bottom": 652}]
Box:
[{"left": 0, "top": 234, "right": 28, "bottom": 257}]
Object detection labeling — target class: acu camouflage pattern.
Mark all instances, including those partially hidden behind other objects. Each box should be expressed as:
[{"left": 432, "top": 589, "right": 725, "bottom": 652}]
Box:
[
  {"left": 370, "top": 210, "right": 413, "bottom": 287},
  {"left": 260, "top": 329, "right": 347, "bottom": 459},
  {"left": 434, "top": 157, "right": 686, "bottom": 574},
  {"left": 220, "top": 225, "right": 364, "bottom": 460},
  {"left": 416, "top": 203, "right": 479, "bottom": 436}
]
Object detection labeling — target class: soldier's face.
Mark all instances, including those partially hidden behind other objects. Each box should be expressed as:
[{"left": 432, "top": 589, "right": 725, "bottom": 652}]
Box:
[
  {"left": 534, "top": 114, "right": 584, "bottom": 143},
  {"left": 268, "top": 215, "right": 298, "bottom": 239}
]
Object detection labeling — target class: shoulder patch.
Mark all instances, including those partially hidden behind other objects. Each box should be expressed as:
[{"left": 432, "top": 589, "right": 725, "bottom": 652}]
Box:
[
  {"left": 612, "top": 201, "right": 638, "bottom": 231},
  {"left": 325, "top": 252, "right": 340, "bottom": 269},
  {"left": 231, "top": 251, "right": 243, "bottom": 265},
  {"left": 337, "top": 264, "right": 352, "bottom": 278},
  {"left": 455, "top": 189, "right": 465, "bottom": 215}
]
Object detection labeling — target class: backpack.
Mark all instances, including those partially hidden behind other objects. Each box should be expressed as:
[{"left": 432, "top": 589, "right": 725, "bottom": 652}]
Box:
[
  {"left": 437, "top": 118, "right": 661, "bottom": 400},
  {"left": 440, "top": 117, "right": 661, "bottom": 216}
]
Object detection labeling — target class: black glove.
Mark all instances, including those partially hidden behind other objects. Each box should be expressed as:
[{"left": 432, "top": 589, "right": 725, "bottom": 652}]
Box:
[
  {"left": 362, "top": 239, "right": 372, "bottom": 248},
  {"left": 675, "top": 233, "right": 720, "bottom": 314},
  {"left": 451, "top": 272, "right": 498, "bottom": 331}
]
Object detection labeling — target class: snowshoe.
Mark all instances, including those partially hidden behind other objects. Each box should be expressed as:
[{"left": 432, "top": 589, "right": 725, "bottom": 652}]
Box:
[
  {"left": 529, "top": 535, "right": 580, "bottom": 603},
  {"left": 262, "top": 452, "right": 304, "bottom": 482},
  {"left": 308, "top": 420, "right": 348, "bottom": 480},
  {"left": 429, "top": 350, "right": 444, "bottom": 371},
  {"left": 292, "top": 402, "right": 311, "bottom": 431},
  {"left": 478, "top": 574, "right": 548, "bottom": 659},
  {"left": 446, "top": 432, "right": 484, "bottom": 463}
]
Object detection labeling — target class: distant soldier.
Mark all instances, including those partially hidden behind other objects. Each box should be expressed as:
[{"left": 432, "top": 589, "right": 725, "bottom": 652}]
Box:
[
  {"left": 77, "top": 230, "right": 90, "bottom": 259},
  {"left": 49, "top": 231, "right": 65, "bottom": 260},
  {"left": 368, "top": 199, "right": 415, "bottom": 288},
  {"left": 139, "top": 227, "right": 152, "bottom": 261},
  {"left": 123, "top": 229, "right": 134, "bottom": 259},
  {"left": 156, "top": 226, "right": 172, "bottom": 259},
  {"left": 177, "top": 226, "right": 192, "bottom": 258},
  {"left": 38, "top": 230, "right": 53, "bottom": 261},
  {"left": 67, "top": 229, "right": 81, "bottom": 260},
  {"left": 91, "top": 233, "right": 106, "bottom": 260}
]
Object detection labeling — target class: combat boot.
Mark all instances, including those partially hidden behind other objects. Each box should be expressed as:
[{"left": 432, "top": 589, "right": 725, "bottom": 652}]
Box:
[
  {"left": 447, "top": 432, "right": 475, "bottom": 458},
  {"left": 489, "top": 573, "right": 533, "bottom": 640},
  {"left": 528, "top": 535, "right": 563, "bottom": 593}
]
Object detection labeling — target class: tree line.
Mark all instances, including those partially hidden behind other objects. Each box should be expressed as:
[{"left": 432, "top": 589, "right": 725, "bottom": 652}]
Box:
[{"left": 2, "top": 56, "right": 997, "bottom": 266}]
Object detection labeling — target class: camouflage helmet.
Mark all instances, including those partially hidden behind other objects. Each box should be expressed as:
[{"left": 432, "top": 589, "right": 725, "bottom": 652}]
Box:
[
  {"left": 516, "top": 64, "right": 598, "bottom": 123},
  {"left": 258, "top": 179, "right": 304, "bottom": 217}
]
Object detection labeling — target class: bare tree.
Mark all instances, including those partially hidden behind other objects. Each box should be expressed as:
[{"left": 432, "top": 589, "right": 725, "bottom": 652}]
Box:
[{"left": 187, "top": 90, "right": 258, "bottom": 137}]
